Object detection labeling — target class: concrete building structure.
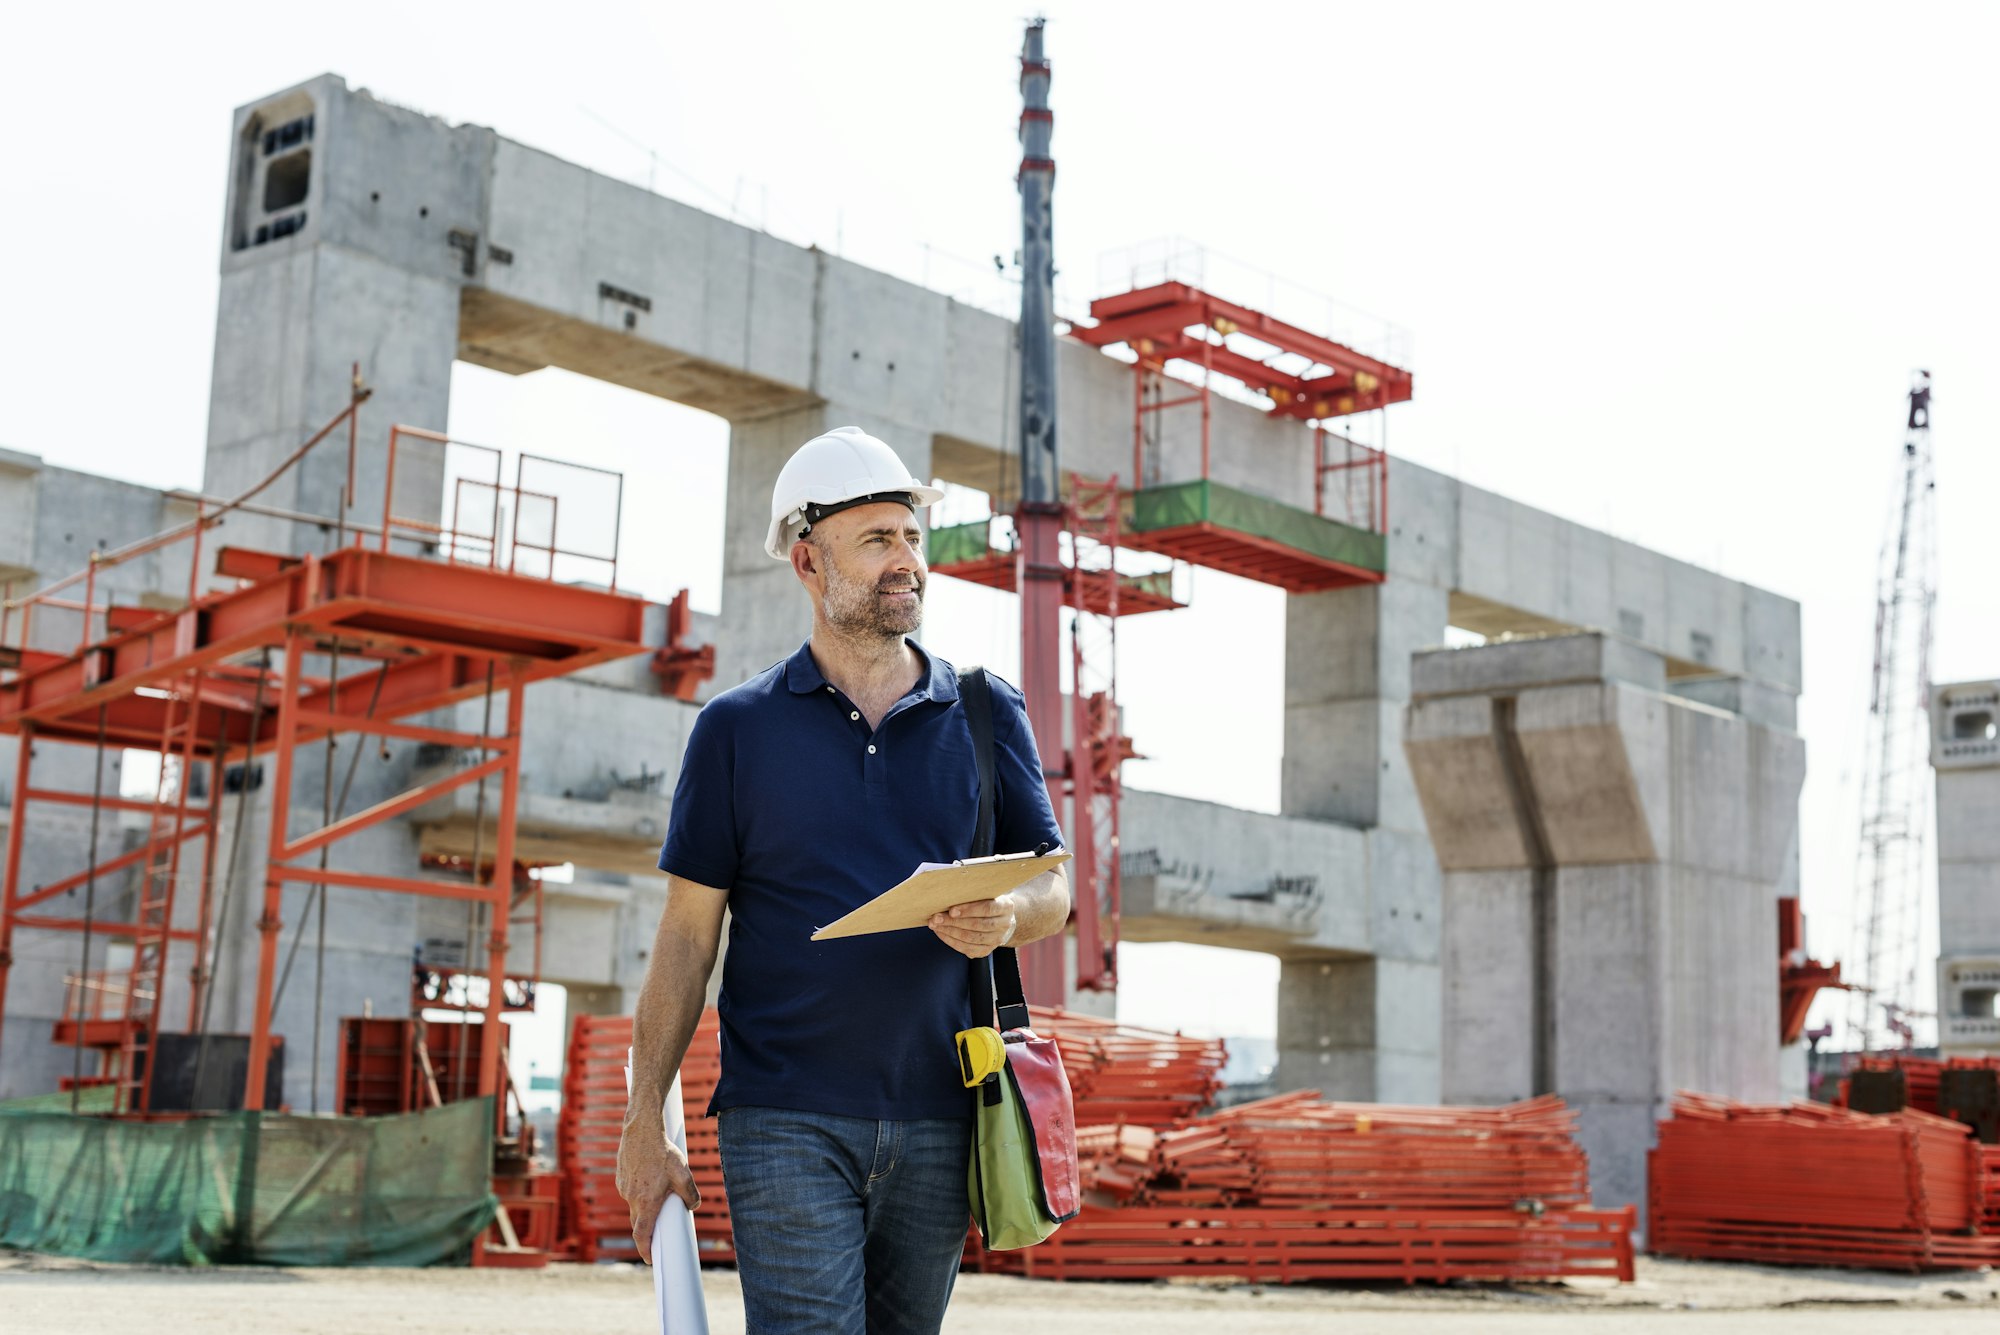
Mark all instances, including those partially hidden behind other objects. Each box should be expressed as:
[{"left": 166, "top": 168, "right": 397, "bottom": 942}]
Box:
[
  {"left": 0, "top": 75, "right": 1806, "bottom": 1207},
  {"left": 1932, "top": 679, "right": 2000, "bottom": 1056},
  {"left": 1403, "top": 634, "right": 1802, "bottom": 1207}
]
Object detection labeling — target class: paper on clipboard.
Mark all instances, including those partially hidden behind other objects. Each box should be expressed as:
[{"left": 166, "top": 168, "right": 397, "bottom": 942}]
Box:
[{"left": 810, "top": 849, "right": 1071, "bottom": 941}]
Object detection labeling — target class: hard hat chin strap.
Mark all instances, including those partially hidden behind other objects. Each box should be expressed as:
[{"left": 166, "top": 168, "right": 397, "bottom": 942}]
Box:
[{"left": 798, "top": 491, "right": 918, "bottom": 540}]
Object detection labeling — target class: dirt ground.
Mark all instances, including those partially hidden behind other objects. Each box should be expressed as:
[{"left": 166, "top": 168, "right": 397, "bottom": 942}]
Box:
[{"left": 4, "top": 1251, "right": 1996, "bottom": 1334}]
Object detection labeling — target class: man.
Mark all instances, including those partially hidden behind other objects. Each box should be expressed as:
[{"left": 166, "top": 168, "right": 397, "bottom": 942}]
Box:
[{"left": 616, "top": 425, "right": 1070, "bottom": 1335}]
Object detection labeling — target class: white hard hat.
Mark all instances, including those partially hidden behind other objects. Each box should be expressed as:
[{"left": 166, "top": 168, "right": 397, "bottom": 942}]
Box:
[{"left": 764, "top": 426, "right": 945, "bottom": 560}]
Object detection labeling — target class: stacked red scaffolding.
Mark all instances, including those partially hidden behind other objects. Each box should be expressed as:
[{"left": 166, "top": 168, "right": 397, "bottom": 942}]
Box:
[
  {"left": 972, "top": 1087, "right": 1633, "bottom": 1285},
  {"left": 558, "top": 1005, "right": 1629, "bottom": 1284},
  {"left": 1027, "top": 1007, "right": 1228, "bottom": 1127},
  {"left": 677, "top": 1008, "right": 733, "bottom": 1262},
  {"left": 553, "top": 1010, "right": 731, "bottom": 1263},
  {"left": 1648, "top": 1094, "right": 2000, "bottom": 1272}
]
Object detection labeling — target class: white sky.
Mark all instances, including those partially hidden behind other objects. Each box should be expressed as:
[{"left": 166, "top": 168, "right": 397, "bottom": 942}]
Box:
[{"left": 4, "top": 2, "right": 1997, "bottom": 1051}]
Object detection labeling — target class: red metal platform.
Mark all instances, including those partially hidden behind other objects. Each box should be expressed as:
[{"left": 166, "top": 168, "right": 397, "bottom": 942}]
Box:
[
  {"left": 1068, "top": 277, "right": 1404, "bottom": 595},
  {"left": 1071, "top": 282, "right": 1413, "bottom": 420},
  {"left": 1123, "top": 521, "right": 1381, "bottom": 594}
]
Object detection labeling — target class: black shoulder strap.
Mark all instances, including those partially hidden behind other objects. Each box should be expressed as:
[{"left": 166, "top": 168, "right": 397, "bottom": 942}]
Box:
[
  {"left": 963, "top": 667, "right": 997, "bottom": 861},
  {"left": 963, "top": 667, "right": 1031, "bottom": 1033}
]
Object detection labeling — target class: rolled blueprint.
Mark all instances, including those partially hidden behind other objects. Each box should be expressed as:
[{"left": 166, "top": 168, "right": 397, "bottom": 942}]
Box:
[{"left": 626, "top": 1053, "right": 710, "bottom": 1335}]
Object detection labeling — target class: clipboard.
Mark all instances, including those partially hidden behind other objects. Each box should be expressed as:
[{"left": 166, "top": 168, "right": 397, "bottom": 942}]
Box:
[{"left": 810, "top": 849, "right": 1071, "bottom": 941}]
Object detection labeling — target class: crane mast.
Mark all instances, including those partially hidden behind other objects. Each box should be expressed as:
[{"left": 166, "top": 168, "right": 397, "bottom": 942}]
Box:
[{"left": 1848, "top": 371, "right": 1938, "bottom": 1051}]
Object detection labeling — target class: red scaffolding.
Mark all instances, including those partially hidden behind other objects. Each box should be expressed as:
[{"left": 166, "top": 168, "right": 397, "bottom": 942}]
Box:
[
  {"left": 0, "top": 392, "right": 654, "bottom": 1129},
  {"left": 926, "top": 474, "right": 1141, "bottom": 995},
  {"left": 1070, "top": 279, "right": 1407, "bottom": 594}
]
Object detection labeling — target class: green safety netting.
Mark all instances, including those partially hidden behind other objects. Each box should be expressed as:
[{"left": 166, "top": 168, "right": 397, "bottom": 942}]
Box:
[
  {"left": 927, "top": 520, "right": 999, "bottom": 568},
  {"left": 0, "top": 1096, "right": 496, "bottom": 1266},
  {"left": 1127, "top": 479, "right": 1386, "bottom": 573},
  {"left": 0, "top": 1086, "right": 117, "bottom": 1115}
]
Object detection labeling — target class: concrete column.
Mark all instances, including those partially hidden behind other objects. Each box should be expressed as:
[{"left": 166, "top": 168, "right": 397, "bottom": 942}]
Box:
[
  {"left": 1405, "top": 633, "right": 1801, "bottom": 1210},
  {"left": 193, "top": 81, "right": 502, "bottom": 1108},
  {"left": 205, "top": 76, "right": 487, "bottom": 558},
  {"left": 1276, "top": 579, "right": 1448, "bottom": 1102},
  {"left": 1282, "top": 581, "right": 1446, "bottom": 828},
  {"left": 1276, "top": 956, "right": 1377, "bottom": 1099},
  {"left": 1276, "top": 953, "right": 1441, "bottom": 1103}
]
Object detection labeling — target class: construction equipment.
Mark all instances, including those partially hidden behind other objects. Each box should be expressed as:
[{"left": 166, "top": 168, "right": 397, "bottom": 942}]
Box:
[
  {"left": 0, "top": 381, "right": 673, "bottom": 1269},
  {"left": 937, "top": 22, "right": 1416, "bottom": 1005},
  {"left": 1845, "top": 371, "right": 1939, "bottom": 1051}
]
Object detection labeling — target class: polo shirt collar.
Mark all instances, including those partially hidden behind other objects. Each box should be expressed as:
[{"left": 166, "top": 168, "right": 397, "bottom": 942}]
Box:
[{"left": 784, "top": 638, "right": 961, "bottom": 704}]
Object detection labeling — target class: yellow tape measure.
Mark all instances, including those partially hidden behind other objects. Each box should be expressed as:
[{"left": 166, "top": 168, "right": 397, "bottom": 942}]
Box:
[{"left": 955, "top": 1026, "right": 1006, "bottom": 1088}]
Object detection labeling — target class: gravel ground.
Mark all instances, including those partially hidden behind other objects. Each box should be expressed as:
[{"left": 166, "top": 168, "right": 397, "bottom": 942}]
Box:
[{"left": 4, "top": 1251, "right": 1997, "bottom": 1334}]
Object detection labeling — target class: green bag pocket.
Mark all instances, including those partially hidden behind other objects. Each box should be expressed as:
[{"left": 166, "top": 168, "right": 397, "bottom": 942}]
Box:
[{"left": 968, "top": 1062, "right": 1060, "bottom": 1251}]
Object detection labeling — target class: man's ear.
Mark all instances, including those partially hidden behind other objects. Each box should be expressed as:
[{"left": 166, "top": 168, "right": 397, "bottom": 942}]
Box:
[{"left": 789, "top": 539, "right": 819, "bottom": 584}]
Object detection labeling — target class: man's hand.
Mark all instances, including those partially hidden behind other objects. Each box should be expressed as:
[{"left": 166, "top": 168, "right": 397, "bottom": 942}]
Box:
[
  {"left": 616, "top": 1118, "right": 700, "bottom": 1265},
  {"left": 930, "top": 892, "right": 1019, "bottom": 959}
]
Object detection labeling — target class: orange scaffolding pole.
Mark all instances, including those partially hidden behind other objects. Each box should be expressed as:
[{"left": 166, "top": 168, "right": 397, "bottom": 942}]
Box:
[
  {"left": 242, "top": 632, "right": 304, "bottom": 1110},
  {"left": 478, "top": 678, "right": 525, "bottom": 1137},
  {"left": 0, "top": 729, "right": 33, "bottom": 1063}
]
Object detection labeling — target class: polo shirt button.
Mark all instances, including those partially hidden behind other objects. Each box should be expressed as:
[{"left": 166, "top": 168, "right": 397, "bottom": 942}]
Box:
[
  {"left": 867, "top": 744, "right": 877, "bottom": 754},
  {"left": 826, "top": 686, "right": 835, "bottom": 694},
  {"left": 850, "top": 711, "right": 860, "bottom": 721}
]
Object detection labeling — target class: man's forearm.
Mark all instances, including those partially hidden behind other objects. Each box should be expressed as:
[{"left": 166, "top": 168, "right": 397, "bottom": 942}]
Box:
[
  {"left": 1008, "top": 867, "right": 1071, "bottom": 947},
  {"left": 622, "top": 925, "right": 715, "bottom": 1138}
]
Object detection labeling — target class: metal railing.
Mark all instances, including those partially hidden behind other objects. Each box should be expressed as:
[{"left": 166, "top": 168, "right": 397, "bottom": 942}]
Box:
[
  {"left": 382, "top": 427, "right": 625, "bottom": 590},
  {"left": 61, "top": 970, "right": 153, "bottom": 1025},
  {"left": 2, "top": 383, "right": 632, "bottom": 671}
]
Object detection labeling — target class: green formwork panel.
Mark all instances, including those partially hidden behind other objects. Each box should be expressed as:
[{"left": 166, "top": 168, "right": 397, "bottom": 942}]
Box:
[
  {"left": 1126, "top": 479, "right": 1386, "bottom": 574},
  {"left": 0, "top": 1096, "right": 496, "bottom": 1265},
  {"left": 926, "top": 519, "right": 999, "bottom": 568}
]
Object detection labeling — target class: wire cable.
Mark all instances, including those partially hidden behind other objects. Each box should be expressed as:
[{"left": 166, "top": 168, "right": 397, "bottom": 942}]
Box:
[
  {"left": 191, "top": 650, "right": 271, "bottom": 1107},
  {"left": 69, "top": 703, "right": 109, "bottom": 1114}
]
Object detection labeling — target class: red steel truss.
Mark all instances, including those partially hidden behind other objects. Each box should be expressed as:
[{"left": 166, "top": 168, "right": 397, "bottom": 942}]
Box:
[
  {"left": 1072, "top": 282, "right": 1413, "bottom": 423},
  {"left": 926, "top": 475, "right": 1145, "bottom": 995},
  {"left": 0, "top": 396, "right": 654, "bottom": 1124},
  {"left": 1070, "top": 280, "right": 1403, "bottom": 593},
  {"left": 1062, "top": 475, "right": 1137, "bottom": 992}
]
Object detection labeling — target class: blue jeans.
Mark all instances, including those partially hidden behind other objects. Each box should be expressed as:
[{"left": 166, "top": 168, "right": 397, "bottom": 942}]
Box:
[{"left": 717, "top": 1105, "right": 972, "bottom": 1335}]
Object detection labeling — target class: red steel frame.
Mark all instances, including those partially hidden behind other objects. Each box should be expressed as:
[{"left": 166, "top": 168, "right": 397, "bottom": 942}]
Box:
[
  {"left": 1070, "top": 280, "right": 1402, "bottom": 593},
  {"left": 1072, "top": 282, "right": 1413, "bottom": 422},
  {"left": 1062, "top": 475, "right": 1137, "bottom": 993},
  {"left": 0, "top": 400, "right": 652, "bottom": 1125},
  {"left": 928, "top": 482, "right": 1148, "bottom": 1000}
]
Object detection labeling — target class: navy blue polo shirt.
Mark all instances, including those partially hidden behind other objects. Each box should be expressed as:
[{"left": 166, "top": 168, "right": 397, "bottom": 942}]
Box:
[{"left": 658, "top": 640, "right": 1063, "bottom": 1122}]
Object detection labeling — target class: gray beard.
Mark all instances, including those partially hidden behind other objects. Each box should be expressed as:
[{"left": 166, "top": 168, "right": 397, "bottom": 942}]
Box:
[{"left": 823, "top": 567, "right": 925, "bottom": 639}]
